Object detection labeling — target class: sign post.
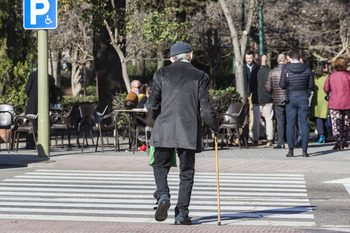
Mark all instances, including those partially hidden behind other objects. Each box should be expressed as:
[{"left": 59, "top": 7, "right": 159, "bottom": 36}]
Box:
[{"left": 24, "top": 0, "right": 57, "bottom": 157}]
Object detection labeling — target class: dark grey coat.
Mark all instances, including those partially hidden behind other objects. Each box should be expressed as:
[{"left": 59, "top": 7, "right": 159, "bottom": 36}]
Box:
[{"left": 146, "top": 60, "right": 219, "bottom": 152}]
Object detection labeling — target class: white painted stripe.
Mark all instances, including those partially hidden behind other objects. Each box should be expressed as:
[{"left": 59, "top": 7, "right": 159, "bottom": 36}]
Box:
[
  {"left": 24, "top": 172, "right": 305, "bottom": 180},
  {"left": 324, "top": 178, "right": 350, "bottom": 184},
  {"left": 0, "top": 214, "right": 315, "bottom": 226},
  {"left": 0, "top": 201, "right": 313, "bottom": 213},
  {"left": 0, "top": 207, "right": 314, "bottom": 219},
  {"left": 0, "top": 192, "right": 309, "bottom": 199},
  {"left": 2, "top": 179, "right": 306, "bottom": 188},
  {"left": 0, "top": 183, "right": 307, "bottom": 192},
  {"left": 12, "top": 176, "right": 306, "bottom": 184},
  {"left": 224, "top": 220, "right": 315, "bottom": 227},
  {"left": 34, "top": 169, "right": 305, "bottom": 177},
  {"left": 0, "top": 187, "right": 308, "bottom": 197},
  {"left": 0, "top": 196, "right": 311, "bottom": 204}
]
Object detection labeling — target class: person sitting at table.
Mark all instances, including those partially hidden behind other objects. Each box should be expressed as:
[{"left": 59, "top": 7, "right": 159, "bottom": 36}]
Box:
[
  {"left": 125, "top": 80, "right": 142, "bottom": 109},
  {"left": 137, "top": 83, "right": 152, "bottom": 109},
  {"left": 136, "top": 83, "right": 153, "bottom": 151}
]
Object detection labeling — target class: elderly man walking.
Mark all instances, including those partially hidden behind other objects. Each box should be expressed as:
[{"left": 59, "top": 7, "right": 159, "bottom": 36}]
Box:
[
  {"left": 146, "top": 42, "right": 219, "bottom": 225},
  {"left": 266, "top": 54, "right": 287, "bottom": 149},
  {"left": 279, "top": 50, "right": 314, "bottom": 157}
]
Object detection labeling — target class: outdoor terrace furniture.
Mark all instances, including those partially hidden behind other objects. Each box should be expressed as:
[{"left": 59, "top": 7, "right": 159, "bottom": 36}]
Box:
[
  {"left": 50, "top": 103, "right": 79, "bottom": 149},
  {"left": 219, "top": 102, "right": 249, "bottom": 149},
  {"left": 132, "top": 111, "right": 154, "bottom": 155},
  {"left": 13, "top": 114, "right": 38, "bottom": 152},
  {"left": 0, "top": 104, "right": 16, "bottom": 153},
  {"left": 78, "top": 104, "right": 117, "bottom": 152}
]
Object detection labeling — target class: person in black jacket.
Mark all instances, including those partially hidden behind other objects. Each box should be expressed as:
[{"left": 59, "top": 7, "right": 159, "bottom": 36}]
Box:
[
  {"left": 24, "top": 70, "right": 57, "bottom": 148},
  {"left": 25, "top": 71, "right": 57, "bottom": 115},
  {"left": 279, "top": 50, "right": 314, "bottom": 157},
  {"left": 250, "top": 54, "right": 273, "bottom": 146},
  {"left": 146, "top": 42, "right": 219, "bottom": 225}
]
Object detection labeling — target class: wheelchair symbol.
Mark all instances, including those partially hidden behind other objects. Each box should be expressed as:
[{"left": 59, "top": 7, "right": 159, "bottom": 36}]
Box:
[{"left": 45, "top": 15, "right": 53, "bottom": 25}]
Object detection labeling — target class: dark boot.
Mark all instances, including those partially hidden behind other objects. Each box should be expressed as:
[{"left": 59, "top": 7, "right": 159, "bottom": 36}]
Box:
[
  {"left": 155, "top": 194, "right": 170, "bottom": 222},
  {"left": 286, "top": 149, "right": 294, "bottom": 157}
]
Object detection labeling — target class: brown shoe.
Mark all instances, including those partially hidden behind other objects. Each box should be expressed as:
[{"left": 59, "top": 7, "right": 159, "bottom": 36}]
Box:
[
  {"left": 286, "top": 149, "right": 294, "bottom": 157},
  {"left": 302, "top": 151, "right": 309, "bottom": 157},
  {"left": 267, "top": 140, "right": 274, "bottom": 146}
]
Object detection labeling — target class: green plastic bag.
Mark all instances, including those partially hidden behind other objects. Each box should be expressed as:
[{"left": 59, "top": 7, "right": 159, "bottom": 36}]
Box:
[{"left": 149, "top": 146, "right": 177, "bottom": 167}]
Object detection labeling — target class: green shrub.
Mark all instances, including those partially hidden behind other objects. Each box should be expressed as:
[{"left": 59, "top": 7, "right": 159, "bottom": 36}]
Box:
[
  {"left": 0, "top": 56, "right": 30, "bottom": 113},
  {"left": 61, "top": 96, "right": 98, "bottom": 109},
  {"left": 86, "top": 85, "right": 97, "bottom": 96},
  {"left": 209, "top": 86, "right": 241, "bottom": 114}
]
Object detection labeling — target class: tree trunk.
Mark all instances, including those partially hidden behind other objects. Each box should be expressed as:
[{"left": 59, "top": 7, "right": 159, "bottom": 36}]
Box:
[
  {"left": 136, "top": 53, "right": 145, "bottom": 76},
  {"left": 48, "top": 49, "right": 61, "bottom": 88},
  {"left": 93, "top": 25, "right": 124, "bottom": 109},
  {"left": 71, "top": 63, "right": 82, "bottom": 96},
  {"left": 219, "top": 0, "right": 255, "bottom": 103},
  {"left": 157, "top": 46, "right": 164, "bottom": 70},
  {"left": 340, "top": 18, "right": 350, "bottom": 58}
]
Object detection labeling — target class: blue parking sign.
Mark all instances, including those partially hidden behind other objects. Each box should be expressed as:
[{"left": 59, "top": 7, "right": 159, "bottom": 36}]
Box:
[{"left": 23, "top": 0, "right": 57, "bottom": 30}]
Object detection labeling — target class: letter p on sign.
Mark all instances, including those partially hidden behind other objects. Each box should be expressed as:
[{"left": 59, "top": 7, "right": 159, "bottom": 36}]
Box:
[
  {"left": 23, "top": 0, "right": 57, "bottom": 30},
  {"left": 31, "top": 0, "right": 50, "bottom": 25}
]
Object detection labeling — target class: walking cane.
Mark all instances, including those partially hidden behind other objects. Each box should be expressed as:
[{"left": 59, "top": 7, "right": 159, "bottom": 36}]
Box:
[{"left": 213, "top": 132, "right": 221, "bottom": 225}]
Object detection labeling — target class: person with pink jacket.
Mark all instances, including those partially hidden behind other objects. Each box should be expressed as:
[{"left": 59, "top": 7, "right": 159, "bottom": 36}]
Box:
[{"left": 324, "top": 57, "right": 350, "bottom": 150}]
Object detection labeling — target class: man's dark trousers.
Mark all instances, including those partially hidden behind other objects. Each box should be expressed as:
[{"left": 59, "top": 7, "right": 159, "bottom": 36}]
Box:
[
  {"left": 286, "top": 96, "right": 309, "bottom": 152},
  {"left": 152, "top": 147, "right": 195, "bottom": 217},
  {"left": 274, "top": 105, "right": 286, "bottom": 146}
]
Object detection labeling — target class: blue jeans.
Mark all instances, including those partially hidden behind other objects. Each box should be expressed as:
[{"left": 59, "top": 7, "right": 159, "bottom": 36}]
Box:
[
  {"left": 286, "top": 96, "right": 310, "bottom": 152},
  {"left": 316, "top": 117, "right": 332, "bottom": 138}
]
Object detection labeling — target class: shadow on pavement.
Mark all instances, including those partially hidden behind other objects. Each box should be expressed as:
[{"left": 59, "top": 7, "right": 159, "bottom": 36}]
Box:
[
  {"left": 0, "top": 154, "right": 49, "bottom": 169},
  {"left": 193, "top": 205, "right": 316, "bottom": 225}
]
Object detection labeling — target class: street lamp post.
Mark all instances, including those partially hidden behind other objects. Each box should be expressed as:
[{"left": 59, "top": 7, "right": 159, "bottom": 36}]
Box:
[{"left": 258, "top": 0, "right": 264, "bottom": 55}]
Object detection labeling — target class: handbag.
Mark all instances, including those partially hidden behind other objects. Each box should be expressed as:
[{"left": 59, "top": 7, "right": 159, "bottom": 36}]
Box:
[
  {"left": 280, "top": 69, "right": 290, "bottom": 104},
  {"left": 325, "top": 74, "right": 331, "bottom": 101}
]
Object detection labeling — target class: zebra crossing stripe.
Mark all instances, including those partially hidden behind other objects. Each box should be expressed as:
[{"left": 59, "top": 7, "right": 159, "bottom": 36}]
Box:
[
  {"left": 0, "top": 182, "right": 307, "bottom": 192},
  {"left": 34, "top": 169, "right": 305, "bottom": 177},
  {"left": 0, "top": 207, "right": 313, "bottom": 219},
  {"left": 3, "top": 179, "right": 306, "bottom": 188},
  {"left": 24, "top": 172, "right": 305, "bottom": 180},
  {"left": 0, "top": 197, "right": 311, "bottom": 205},
  {"left": 10, "top": 175, "right": 306, "bottom": 184}
]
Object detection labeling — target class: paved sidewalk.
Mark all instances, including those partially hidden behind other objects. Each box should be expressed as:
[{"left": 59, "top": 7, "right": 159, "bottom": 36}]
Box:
[{"left": 1, "top": 140, "right": 349, "bottom": 174}]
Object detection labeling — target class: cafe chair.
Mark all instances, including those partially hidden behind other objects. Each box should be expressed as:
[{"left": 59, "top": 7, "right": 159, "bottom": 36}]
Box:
[
  {"left": 0, "top": 104, "right": 16, "bottom": 153},
  {"left": 96, "top": 104, "right": 111, "bottom": 117},
  {"left": 13, "top": 114, "right": 38, "bottom": 152},
  {"left": 50, "top": 103, "right": 79, "bottom": 149},
  {"left": 132, "top": 113, "right": 154, "bottom": 154},
  {"left": 79, "top": 104, "right": 116, "bottom": 152},
  {"left": 99, "top": 112, "right": 119, "bottom": 152},
  {"left": 219, "top": 102, "right": 249, "bottom": 149}
]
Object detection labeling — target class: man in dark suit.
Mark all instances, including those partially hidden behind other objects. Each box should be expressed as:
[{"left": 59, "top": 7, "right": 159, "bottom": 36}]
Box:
[
  {"left": 25, "top": 70, "right": 57, "bottom": 115},
  {"left": 243, "top": 50, "right": 259, "bottom": 143},
  {"left": 146, "top": 42, "right": 219, "bottom": 225},
  {"left": 24, "top": 70, "right": 57, "bottom": 148}
]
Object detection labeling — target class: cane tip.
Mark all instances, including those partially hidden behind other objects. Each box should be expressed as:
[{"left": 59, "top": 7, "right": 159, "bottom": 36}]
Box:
[{"left": 217, "top": 221, "right": 221, "bottom": 226}]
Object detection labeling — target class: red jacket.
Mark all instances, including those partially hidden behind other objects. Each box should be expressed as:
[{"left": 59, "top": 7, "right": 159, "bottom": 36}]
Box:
[{"left": 324, "top": 71, "right": 350, "bottom": 110}]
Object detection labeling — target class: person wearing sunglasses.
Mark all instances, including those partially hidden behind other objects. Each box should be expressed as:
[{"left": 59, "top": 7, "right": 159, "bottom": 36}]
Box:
[{"left": 125, "top": 80, "right": 142, "bottom": 108}]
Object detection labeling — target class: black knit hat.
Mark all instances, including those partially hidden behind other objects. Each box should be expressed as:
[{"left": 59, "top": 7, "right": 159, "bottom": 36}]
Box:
[{"left": 170, "top": 42, "right": 193, "bottom": 57}]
